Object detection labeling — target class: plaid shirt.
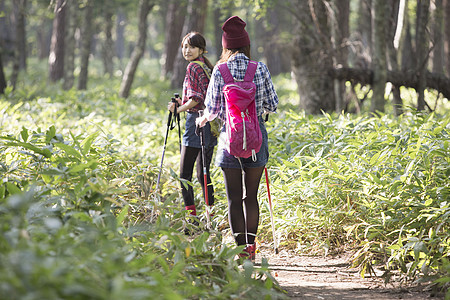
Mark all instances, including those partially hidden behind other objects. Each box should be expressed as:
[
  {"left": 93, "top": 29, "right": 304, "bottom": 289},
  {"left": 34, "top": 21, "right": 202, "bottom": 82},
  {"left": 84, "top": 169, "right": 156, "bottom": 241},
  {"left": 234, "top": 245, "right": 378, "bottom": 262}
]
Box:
[
  {"left": 204, "top": 53, "right": 278, "bottom": 121},
  {"left": 183, "top": 57, "right": 210, "bottom": 112}
]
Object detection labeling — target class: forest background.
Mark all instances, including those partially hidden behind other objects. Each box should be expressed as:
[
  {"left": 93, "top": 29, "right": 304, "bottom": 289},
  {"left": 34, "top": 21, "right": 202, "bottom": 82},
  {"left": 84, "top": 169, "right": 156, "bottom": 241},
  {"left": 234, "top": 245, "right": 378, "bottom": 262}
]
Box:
[{"left": 0, "top": 0, "right": 449, "bottom": 299}]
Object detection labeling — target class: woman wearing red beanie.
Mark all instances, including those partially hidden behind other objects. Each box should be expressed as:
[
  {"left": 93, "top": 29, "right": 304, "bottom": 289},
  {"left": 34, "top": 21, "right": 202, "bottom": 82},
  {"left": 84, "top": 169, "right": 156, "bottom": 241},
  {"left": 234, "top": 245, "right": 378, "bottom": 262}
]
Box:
[
  {"left": 168, "top": 32, "right": 217, "bottom": 231},
  {"left": 196, "top": 16, "right": 279, "bottom": 260}
]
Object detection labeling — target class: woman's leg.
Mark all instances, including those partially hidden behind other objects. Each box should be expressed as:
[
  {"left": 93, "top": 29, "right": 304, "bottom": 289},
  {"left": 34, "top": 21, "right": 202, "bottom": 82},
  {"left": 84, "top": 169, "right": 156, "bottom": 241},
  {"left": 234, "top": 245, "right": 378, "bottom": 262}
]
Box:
[
  {"left": 222, "top": 168, "right": 246, "bottom": 245},
  {"left": 195, "top": 146, "right": 215, "bottom": 206},
  {"left": 243, "top": 166, "right": 265, "bottom": 245},
  {"left": 180, "top": 146, "right": 201, "bottom": 208}
]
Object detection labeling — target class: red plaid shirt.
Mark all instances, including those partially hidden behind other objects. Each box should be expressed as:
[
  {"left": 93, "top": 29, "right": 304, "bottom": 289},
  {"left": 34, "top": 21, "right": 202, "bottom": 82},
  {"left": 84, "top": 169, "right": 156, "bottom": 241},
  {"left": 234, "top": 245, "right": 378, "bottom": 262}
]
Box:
[{"left": 182, "top": 57, "right": 210, "bottom": 112}]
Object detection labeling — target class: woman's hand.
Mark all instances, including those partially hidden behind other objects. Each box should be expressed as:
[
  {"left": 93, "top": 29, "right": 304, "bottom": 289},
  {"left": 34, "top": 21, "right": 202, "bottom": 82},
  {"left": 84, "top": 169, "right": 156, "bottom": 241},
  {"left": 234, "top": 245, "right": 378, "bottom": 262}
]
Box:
[
  {"left": 196, "top": 115, "right": 208, "bottom": 128},
  {"left": 168, "top": 101, "right": 176, "bottom": 113}
]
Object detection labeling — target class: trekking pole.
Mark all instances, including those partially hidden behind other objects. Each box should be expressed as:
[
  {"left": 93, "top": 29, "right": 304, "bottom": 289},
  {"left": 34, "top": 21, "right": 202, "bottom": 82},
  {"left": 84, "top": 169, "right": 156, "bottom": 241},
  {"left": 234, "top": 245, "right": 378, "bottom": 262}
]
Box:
[
  {"left": 174, "top": 93, "right": 182, "bottom": 152},
  {"left": 155, "top": 97, "right": 178, "bottom": 193},
  {"left": 197, "top": 110, "right": 211, "bottom": 229},
  {"left": 265, "top": 167, "right": 278, "bottom": 254}
]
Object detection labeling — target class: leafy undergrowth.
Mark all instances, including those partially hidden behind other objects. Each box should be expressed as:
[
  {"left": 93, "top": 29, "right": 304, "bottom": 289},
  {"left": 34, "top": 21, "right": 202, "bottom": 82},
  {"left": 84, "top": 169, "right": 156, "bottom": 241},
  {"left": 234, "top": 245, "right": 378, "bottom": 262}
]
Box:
[
  {"left": 0, "top": 125, "right": 286, "bottom": 299},
  {"left": 1, "top": 60, "right": 449, "bottom": 297},
  {"left": 263, "top": 109, "right": 449, "bottom": 294}
]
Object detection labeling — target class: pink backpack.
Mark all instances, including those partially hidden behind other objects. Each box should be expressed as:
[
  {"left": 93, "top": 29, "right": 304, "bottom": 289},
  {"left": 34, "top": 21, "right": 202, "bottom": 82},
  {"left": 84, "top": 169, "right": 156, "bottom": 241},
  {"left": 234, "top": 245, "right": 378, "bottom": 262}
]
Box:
[{"left": 218, "top": 61, "right": 262, "bottom": 160}]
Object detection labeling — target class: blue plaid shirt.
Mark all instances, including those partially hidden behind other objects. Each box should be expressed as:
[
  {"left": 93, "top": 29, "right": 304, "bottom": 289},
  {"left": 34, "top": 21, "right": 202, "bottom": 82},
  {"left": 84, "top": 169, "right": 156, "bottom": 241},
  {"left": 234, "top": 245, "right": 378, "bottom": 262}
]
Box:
[{"left": 204, "top": 53, "right": 278, "bottom": 121}]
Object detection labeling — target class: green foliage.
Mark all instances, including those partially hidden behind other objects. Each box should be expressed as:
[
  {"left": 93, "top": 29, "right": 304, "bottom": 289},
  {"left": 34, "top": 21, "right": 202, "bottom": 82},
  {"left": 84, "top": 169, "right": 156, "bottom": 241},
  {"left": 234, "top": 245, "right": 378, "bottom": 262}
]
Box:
[
  {"left": 0, "top": 63, "right": 288, "bottom": 298},
  {"left": 1, "top": 57, "right": 449, "bottom": 297},
  {"left": 264, "top": 109, "right": 449, "bottom": 290}
]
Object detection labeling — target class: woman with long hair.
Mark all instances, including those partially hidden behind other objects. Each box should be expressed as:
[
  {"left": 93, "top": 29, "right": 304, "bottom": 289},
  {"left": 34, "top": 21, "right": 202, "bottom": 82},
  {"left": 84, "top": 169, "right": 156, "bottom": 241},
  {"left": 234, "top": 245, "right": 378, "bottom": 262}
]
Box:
[{"left": 196, "top": 16, "right": 279, "bottom": 259}]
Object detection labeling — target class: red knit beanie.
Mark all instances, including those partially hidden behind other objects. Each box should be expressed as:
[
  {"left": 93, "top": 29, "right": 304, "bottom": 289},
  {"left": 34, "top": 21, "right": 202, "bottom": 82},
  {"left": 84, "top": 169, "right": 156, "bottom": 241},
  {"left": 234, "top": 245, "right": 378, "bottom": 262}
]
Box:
[{"left": 222, "top": 16, "right": 250, "bottom": 49}]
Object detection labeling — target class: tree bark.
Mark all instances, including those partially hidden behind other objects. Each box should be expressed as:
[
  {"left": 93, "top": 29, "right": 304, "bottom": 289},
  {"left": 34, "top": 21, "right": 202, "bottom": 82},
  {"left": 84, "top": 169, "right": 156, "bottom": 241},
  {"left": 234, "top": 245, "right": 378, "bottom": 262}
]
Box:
[
  {"left": 14, "top": 0, "right": 27, "bottom": 70},
  {"left": 291, "top": 0, "right": 335, "bottom": 114},
  {"left": 444, "top": 0, "right": 450, "bottom": 76},
  {"left": 171, "top": 0, "right": 208, "bottom": 89},
  {"left": 162, "top": 0, "right": 186, "bottom": 78},
  {"left": 116, "top": 9, "right": 126, "bottom": 66},
  {"left": 63, "top": 0, "right": 76, "bottom": 90},
  {"left": 49, "top": 0, "right": 66, "bottom": 82},
  {"left": 0, "top": 50, "right": 6, "bottom": 94},
  {"left": 387, "top": 0, "right": 403, "bottom": 116},
  {"left": 371, "top": 0, "right": 388, "bottom": 114},
  {"left": 0, "top": 0, "right": 14, "bottom": 58},
  {"left": 415, "top": 0, "right": 430, "bottom": 110},
  {"left": 431, "top": 0, "right": 444, "bottom": 74},
  {"left": 119, "top": 0, "right": 154, "bottom": 98},
  {"left": 331, "top": 0, "right": 350, "bottom": 113},
  {"left": 77, "top": 0, "right": 94, "bottom": 90},
  {"left": 102, "top": 4, "right": 114, "bottom": 77}
]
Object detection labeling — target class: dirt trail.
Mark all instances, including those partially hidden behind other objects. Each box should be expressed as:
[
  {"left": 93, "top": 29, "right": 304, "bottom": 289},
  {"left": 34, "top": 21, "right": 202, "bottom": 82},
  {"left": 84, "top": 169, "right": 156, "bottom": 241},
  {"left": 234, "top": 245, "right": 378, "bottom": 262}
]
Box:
[{"left": 256, "top": 248, "right": 440, "bottom": 300}]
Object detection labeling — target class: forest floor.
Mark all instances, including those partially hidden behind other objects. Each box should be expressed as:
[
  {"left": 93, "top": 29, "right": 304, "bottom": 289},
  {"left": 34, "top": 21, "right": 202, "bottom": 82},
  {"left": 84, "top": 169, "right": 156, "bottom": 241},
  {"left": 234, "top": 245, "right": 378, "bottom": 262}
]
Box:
[{"left": 255, "top": 246, "right": 444, "bottom": 300}]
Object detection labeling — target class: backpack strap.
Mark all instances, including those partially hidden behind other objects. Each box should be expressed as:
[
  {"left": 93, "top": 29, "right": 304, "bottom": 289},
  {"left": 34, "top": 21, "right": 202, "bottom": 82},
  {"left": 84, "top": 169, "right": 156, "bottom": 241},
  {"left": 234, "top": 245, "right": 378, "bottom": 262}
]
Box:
[
  {"left": 191, "top": 60, "right": 211, "bottom": 79},
  {"left": 244, "top": 61, "right": 258, "bottom": 82},
  {"left": 218, "top": 62, "right": 234, "bottom": 84},
  {"left": 219, "top": 60, "right": 258, "bottom": 83}
]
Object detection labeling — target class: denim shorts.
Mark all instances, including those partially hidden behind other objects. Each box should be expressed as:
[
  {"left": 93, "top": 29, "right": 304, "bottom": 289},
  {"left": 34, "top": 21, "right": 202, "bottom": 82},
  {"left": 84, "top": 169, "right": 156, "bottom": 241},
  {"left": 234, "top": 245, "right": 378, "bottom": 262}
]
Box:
[
  {"left": 215, "top": 116, "right": 269, "bottom": 169},
  {"left": 182, "top": 111, "right": 217, "bottom": 149}
]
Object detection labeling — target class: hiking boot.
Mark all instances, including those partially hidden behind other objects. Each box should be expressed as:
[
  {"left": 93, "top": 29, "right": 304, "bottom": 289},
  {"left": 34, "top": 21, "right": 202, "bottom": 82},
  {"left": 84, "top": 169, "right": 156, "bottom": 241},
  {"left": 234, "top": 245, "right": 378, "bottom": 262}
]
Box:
[
  {"left": 239, "top": 244, "right": 256, "bottom": 261},
  {"left": 184, "top": 218, "right": 200, "bottom": 236}
]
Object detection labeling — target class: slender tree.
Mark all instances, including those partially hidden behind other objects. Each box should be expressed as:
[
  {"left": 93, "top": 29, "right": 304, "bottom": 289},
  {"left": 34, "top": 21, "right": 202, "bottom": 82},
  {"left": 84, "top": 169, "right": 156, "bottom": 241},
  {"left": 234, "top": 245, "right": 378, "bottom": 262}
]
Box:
[
  {"left": 102, "top": 2, "right": 115, "bottom": 77},
  {"left": 115, "top": 8, "right": 126, "bottom": 66},
  {"left": 14, "top": 0, "right": 27, "bottom": 70},
  {"left": 78, "top": 0, "right": 94, "bottom": 90},
  {"left": 162, "top": 0, "right": 186, "bottom": 78},
  {"left": 415, "top": 0, "right": 430, "bottom": 111},
  {"left": 63, "top": 0, "right": 76, "bottom": 90},
  {"left": 444, "top": 0, "right": 450, "bottom": 76},
  {"left": 371, "top": 0, "right": 388, "bottom": 114},
  {"left": 170, "top": 0, "right": 208, "bottom": 89},
  {"left": 387, "top": 0, "right": 404, "bottom": 116},
  {"left": 49, "top": 0, "right": 66, "bottom": 82},
  {"left": 431, "top": 0, "right": 444, "bottom": 74},
  {"left": 0, "top": 50, "right": 6, "bottom": 94},
  {"left": 119, "top": 0, "right": 154, "bottom": 98}
]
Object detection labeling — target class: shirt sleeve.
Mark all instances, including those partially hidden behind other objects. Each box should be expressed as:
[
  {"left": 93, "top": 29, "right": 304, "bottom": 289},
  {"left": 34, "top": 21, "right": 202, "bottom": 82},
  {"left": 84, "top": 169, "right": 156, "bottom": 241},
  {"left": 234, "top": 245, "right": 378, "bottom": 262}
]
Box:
[
  {"left": 260, "top": 63, "right": 279, "bottom": 113},
  {"left": 185, "top": 63, "right": 209, "bottom": 104},
  {"left": 204, "top": 66, "right": 225, "bottom": 121}
]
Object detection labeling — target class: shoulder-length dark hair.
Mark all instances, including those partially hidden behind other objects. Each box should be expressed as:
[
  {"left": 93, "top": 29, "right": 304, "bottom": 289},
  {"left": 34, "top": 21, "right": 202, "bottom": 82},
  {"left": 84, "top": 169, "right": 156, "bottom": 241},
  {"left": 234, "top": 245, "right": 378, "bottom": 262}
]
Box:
[
  {"left": 218, "top": 45, "right": 251, "bottom": 64},
  {"left": 181, "top": 32, "right": 214, "bottom": 70}
]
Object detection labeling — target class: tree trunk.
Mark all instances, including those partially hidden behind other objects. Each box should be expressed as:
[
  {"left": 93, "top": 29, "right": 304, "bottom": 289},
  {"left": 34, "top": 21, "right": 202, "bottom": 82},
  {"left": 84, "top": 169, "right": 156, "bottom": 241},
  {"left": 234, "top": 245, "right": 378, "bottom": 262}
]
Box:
[
  {"left": 63, "top": 0, "right": 76, "bottom": 90},
  {"left": 37, "top": 19, "right": 52, "bottom": 60},
  {"left": 292, "top": 1, "right": 335, "bottom": 114},
  {"left": 119, "top": 0, "right": 154, "bottom": 98},
  {"left": 258, "top": 7, "right": 293, "bottom": 76},
  {"left": 415, "top": 0, "right": 430, "bottom": 111},
  {"left": 387, "top": 0, "right": 403, "bottom": 116},
  {"left": 371, "top": 0, "right": 388, "bottom": 114},
  {"left": 0, "top": 50, "right": 6, "bottom": 94},
  {"left": 116, "top": 9, "right": 126, "bottom": 67},
  {"left": 77, "top": 0, "right": 94, "bottom": 90},
  {"left": 14, "top": 0, "right": 27, "bottom": 70},
  {"left": 0, "top": 0, "right": 14, "bottom": 59},
  {"left": 352, "top": 0, "right": 372, "bottom": 69},
  {"left": 444, "top": 0, "right": 450, "bottom": 76},
  {"left": 102, "top": 4, "right": 114, "bottom": 77},
  {"left": 431, "top": 0, "right": 444, "bottom": 74},
  {"left": 162, "top": 0, "right": 186, "bottom": 78},
  {"left": 170, "top": 0, "right": 208, "bottom": 89},
  {"left": 49, "top": 0, "right": 66, "bottom": 82},
  {"left": 331, "top": 0, "right": 350, "bottom": 113}
]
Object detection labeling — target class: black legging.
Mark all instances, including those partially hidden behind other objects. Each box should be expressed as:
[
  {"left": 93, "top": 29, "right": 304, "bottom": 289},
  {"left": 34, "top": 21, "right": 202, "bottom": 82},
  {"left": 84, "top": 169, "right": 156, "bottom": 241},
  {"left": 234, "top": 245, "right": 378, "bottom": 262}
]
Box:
[
  {"left": 222, "top": 166, "right": 265, "bottom": 246},
  {"left": 180, "top": 145, "right": 215, "bottom": 207}
]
